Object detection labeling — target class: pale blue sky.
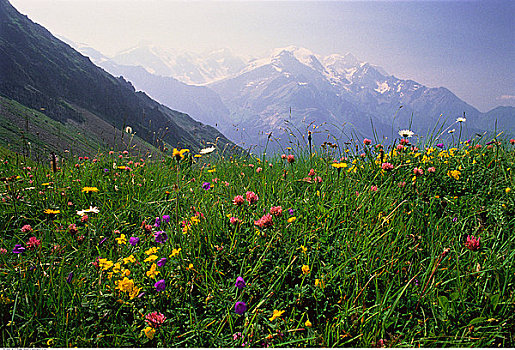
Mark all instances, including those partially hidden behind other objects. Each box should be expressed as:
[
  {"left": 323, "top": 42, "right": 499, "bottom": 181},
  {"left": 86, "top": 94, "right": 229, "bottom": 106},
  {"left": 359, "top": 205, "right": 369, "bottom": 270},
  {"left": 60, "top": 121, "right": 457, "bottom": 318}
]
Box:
[{"left": 9, "top": 0, "right": 515, "bottom": 112}]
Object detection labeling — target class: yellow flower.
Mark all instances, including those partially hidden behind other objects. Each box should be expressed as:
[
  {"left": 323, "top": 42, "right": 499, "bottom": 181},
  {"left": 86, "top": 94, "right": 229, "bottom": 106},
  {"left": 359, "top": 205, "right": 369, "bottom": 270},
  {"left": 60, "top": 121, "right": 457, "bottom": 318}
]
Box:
[
  {"left": 182, "top": 225, "right": 190, "bottom": 234},
  {"left": 300, "top": 245, "right": 307, "bottom": 254},
  {"left": 173, "top": 148, "right": 189, "bottom": 159},
  {"left": 44, "top": 209, "right": 60, "bottom": 215},
  {"left": 269, "top": 309, "right": 285, "bottom": 321},
  {"left": 144, "top": 326, "right": 156, "bottom": 339},
  {"left": 98, "top": 259, "right": 113, "bottom": 271},
  {"left": 115, "top": 234, "right": 127, "bottom": 245},
  {"left": 188, "top": 263, "right": 194, "bottom": 270},
  {"left": 331, "top": 162, "right": 347, "bottom": 169},
  {"left": 302, "top": 264, "right": 310, "bottom": 275},
  {"left": 146, "top": 263, "right": 160, "bottom": 279},
  {"left": 287, "top": 217, "right": 296, "bottom": 223},
  {"left": 207, "top": 168, "right": 216, "bottom": 173},
  {"left": 506, "top": 187, "right": 511, "bottom": 194},
  {"left": 447, "top": 170, "right": 461, "bottom": 180},
  {"left": 115, "top": 277, "right": 134, "bottom": 292},
  {"left": 144, "top": 254, "right": 158, "bottom": 263},
  {"left": 315, "top": 279, "right": 325, "bottom": 288},
  {"left": 190, "top": 216, "right": 200, "bottom": 225},
  {"left": 81, "top": 186, "right": 99, "bottom": 193},
  {"left": 145, "top": 247, "right": 160, "bottom": 255},
  {"left": 112, "top": 263, "right": 122, "bottom": 274},
  {"left": 123, "top": 255, "right": 136, "bottom": 264},
  {"left": 305, "top": 320, "right": 312, "bottom": 327},
  {"left": 169, "top": 248, "right": 182, "bottom": 258}
]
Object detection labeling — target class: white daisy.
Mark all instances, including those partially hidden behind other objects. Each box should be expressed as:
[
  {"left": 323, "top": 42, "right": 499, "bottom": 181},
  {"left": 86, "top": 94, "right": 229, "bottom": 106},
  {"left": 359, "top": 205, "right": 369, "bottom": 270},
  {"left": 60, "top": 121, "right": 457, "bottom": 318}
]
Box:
[
  {"left": 77, "top": 206, "right": 99, "bottom": 216},
  {"left": 456, "top": 117, "right": 466, "bottom": 123},
  {"left": 398, "top": 129, "right": 414, "bottom": 138},
  {"left": 448, "top": 129, "right": 456, "bottom": 134},
  {"left": 125, "top": 126, "right": 133, "bottom": 134}
]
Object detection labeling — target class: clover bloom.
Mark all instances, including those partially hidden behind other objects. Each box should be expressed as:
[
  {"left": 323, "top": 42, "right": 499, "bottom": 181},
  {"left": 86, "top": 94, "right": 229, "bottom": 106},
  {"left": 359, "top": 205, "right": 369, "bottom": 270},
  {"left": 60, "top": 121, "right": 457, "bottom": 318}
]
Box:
[
  {"left": 381, "top": 162, "right": 394, "bottom": 171},
  {"left": 230, "top": 217, "right": 241, "bottom": 225},
  {"left": 202, "top": 182, "right": 211, "bottom": 190},
  {"left": 154, "top": 217, "right": 161, "bottom": 227},
  {"left": 270, "top": 206, "right": 283, "bottom": 217},
  {"left": 363, "top": 138, "right": 372, "bottom": 146},
  {"left": 413, "top": 167, "right": 424, "bottom": 176},
  {"left": 254, "top": 214, "right": 273, "bottom": 228},
  {"left": 235, "top": 276, "right": 246, "bottom": 289},
  {"left": 427, "top": 166, "right": 436, "bottom": 173},
  {"left": 162, "top": 215, "right": 170, "bottom": 223},
  {"left": 287, "top": 154, "right": 295, "bottom": 164},
  {"left": 245, "top": 191, "right": 259, "bottom": 204},
  {"left": 21, "top": 224, "right": 33, "bottom": 233},
  {"left": 154, "top": 279, "right": 166, "bottom": 292},
  {"left": 465, "top": 235, "right": 480, "bottom": 251},
  {"left": 233, "top": 195, "right": 244, "bottom": 205},
  {"left": 12, "top": 244, "right": 25, "bottom": 254},
  {"left": 234, "top": 301, "right": 247, "bottom": 315},
  {"left": 26, "top": 237, "right": 41, "bottom": 250},
  {"left": 370, "top": 185, "right": 378, "bottom": 192},
  {"left": 436, "top": 143, "right": 444, "bottom": 148}
]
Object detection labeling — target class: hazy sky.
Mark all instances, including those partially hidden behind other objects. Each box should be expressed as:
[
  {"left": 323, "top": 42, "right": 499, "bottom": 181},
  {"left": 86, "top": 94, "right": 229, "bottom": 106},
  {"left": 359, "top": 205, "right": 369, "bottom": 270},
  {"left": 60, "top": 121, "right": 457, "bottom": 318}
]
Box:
[{"left": 9, "top": 0, "right": 514, "bottom": 112}]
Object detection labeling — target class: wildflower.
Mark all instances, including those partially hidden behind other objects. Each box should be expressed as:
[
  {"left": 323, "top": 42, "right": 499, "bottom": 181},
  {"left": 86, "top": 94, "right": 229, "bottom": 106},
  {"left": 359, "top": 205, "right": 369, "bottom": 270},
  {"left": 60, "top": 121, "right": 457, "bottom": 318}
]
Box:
[
  {"left": 510, "top": 139, "right": 515, "bottom": 145},
  {"left": 202, "top": 182, "right": 211, "bottom": 190},
  {"left": 288, "top": 208, "right": 294, "bottom": 216},
  {"left": 129, "top": 236, "right": 139, "bottom": 246},
  {"left": 398, "top": 129, "right": 414, "bottom": 138},
  {"left": 315, "top": 278, "right": 325, "bottom": 288},
  {"left": 234, "top": 301, "right": 247, "bottom": 315},
  {"left": 156, "top": 258, "right": 167, "bottom": 267},
  {"left": 396, "top": 144, "right": 404, "bottom": 151},
  {"left": 12, "top": 244, "right": 25, "bottom": 254},
  {"left": 146, "top": 263, "right": 160, "bottom": 279},
  {"left": 413, "top": 167, "right": 423, "bottom": 176},
  {"left": 447, "top": 170, "right": 461, "bottom": 180},
  {"left": 44, "top": 209, "right": 60, "bottom": 215},
  {"left": 154, "top": 231, "right": 168, "bottom": 244},
  {"left": 281, "top": 154, "right": 287, "bottom": 159},
  {"left": 26, "top": 237, "right": 41, "bottom": 250},
  {"left": 125, "top": 126, "right": 133, "bottom": 134},
  {"left": 144, "top": 255, "right": 158, "bottom": 263},
  {"left": 287, "top": 217, "right": 296, "bottom": 223},
  {"left": 256, "top": 167, "right": 263, "bottom": 173},
  {"left": 230, "top": 217, "right": 241, "bottom": 225},
  {"left": 115, "top": 234, "right": 127, "bottom": 245},
  {"left": 246, "top": 191, "right": 259, "bottom": 204},
  {"left": 300, "top": 245, "right": 307, "bottom": 254},
  {"left": 370, "top": 185, "right": 378, "bottom": 192},
  {"left": 506, "top": 187, "right": 511, "bottom": 194},
  {"left": 81, "top": 186, "right": 99, "bottom": 193},
  {"left": 436, "top": 143, "right": 444, "bottom": 148},
  {"left": 98, "top": 259, "right": 114, "bottom": 271},
  {"left": 143, "top": 327, "right": 156, "bottom": 339},
  {"left": 287, "top": 154, "right": 295, "bottom": 164},
  {"left": 233, "top": 195, "right": 245, "bottom": 205},
  {"left": 456, "top": 117, "right": 466, "bottom": 123},
  {"left": 254, "top": 214, "right": 273, "bottom": 228},
  {"left": 0, "top": 248, "right": 7, "bottom": 254},
  {"left": 235, "top": 276, "right": 246, "bottom": 289},
  {"left": 173, "top": 148, "right": 189, "bottom": 160},
  {"left": 448, "top": 129, "right": 456, "bottom": 134},
  {"left": 305, "top": 320, "right": 312, "bottom": 327},
  {"left": 308, "top": 168, "right": 315, "bottom": 176},
  {"left": 162, "top": 215, "right": 170, "bottom": 223},
  {"left": 81, "top": 214, "right": 89, "bottom": 223},
  {"left": 145, "top": 311, "right": 166, "bottom": 328},
  {"left": 200, "top": 146, "right": 216, "bottom": 155},
  {"left": 269, "top": 309, "right": 285, "bottom": 321},
  {"left": 66, "top": 272, "right": 73, "bottom": 284},
  {"left": 331, "top": 162, "right": 347, "bottom": 169},
  {"left": 381, "top": 162, "right": 393, "bottom": 171},
  {"left": 21, "top": 224, "right": 33, "bottom": 233},
  {"left": 76, "top": 206, "right": 99, "bottom": 216},
  {"left": 233, "top": 332, "right": 242, "bottom": 340},
  {"left": 270, "top": 206, "right": 283, "bottom": 217},
  {"left": 427, "top": 166, "right": 436, "bottom": 173},
  {"left": 302, "top": 264, "right": 310, "bottom": 275},
  {"left": 170, "top": 248, "right": 182, "bottom": 257},
  {"left": 123, "top": 255, "right": 136, "bottom": 264},
  {"left": 154, "top": 279, "right": 166, "bottom": 292},
  {"left": 154, "top": 217, "right": 161, "bottom": 227},
  {"left": 399, "top": 138, "right": 409, "bottom": 145},
  {"left": 465, "top": 235, "right": 480, "bottom": 251},
  {"left": 145, "top": 247, "right": 160, "bottom": 255},
  {"left": 68, "top": 224, "right": 78, "bottom": 235},
  {"left": 363, "top": 138, "right": 372, "bottom": 146}
]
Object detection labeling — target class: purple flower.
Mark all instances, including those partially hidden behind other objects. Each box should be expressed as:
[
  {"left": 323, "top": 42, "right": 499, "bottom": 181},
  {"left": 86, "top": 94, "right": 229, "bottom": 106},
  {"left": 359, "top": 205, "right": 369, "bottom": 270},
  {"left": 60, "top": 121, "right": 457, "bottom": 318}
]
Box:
[
  {"left": 99, "top": 237, "right": 107, "bottom": 245},
  {"left": 154, "top": 216, "right": 161, "bottom": 228},
  {"left": 235, "top": 276, "right": 246, "bottom": 289},
  {"left": 129, "top": 236, "right": 139, "bottom": 246},
  {"left": 486, "top": 141, "right": 494, "bottom": 145},
  {"left": 202, "top": 182, "right": 211, "bottom": 190},
  {"left": 103, "top": 168, "right": 109, "bottom": 173},
  {"left": 162, "top": 215, "right": 170, "bottom": 224},
  {"left": 436, "top": 143, "right": 444, "bottom": 148},
  {"left": 452, "top": 217, "right": 458, "bottom": 222},
  {"left": 288, "top": 208, "right": 294, "bottom": 216},
  {"left": 234, "top": 301, "right": 247, "bottom": 315},
  {"left": 66, "top": 272, "right": 74, "bottom": 283},
  {"left": 154, "top": 279, "right": 166, "bottom": 292},
  {"left": 12, "top": 244, "right": 25, "bottom": 254},
  {"left": 157, "top": 258, "right": 167, "bottom": 267},
  {"left": 154, "top": 231, "right": 168, "bottom": 244}
]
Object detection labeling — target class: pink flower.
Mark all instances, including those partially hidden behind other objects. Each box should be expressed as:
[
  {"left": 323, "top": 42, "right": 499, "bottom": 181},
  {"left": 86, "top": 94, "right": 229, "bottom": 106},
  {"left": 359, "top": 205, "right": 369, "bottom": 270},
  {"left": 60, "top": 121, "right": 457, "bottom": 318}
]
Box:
[
  {"left": 26, "top": 236, "right": 41, "bottom": 250},
  {"left": 254, "top": 214, "right": 273, "bottom": 228},
  {"left": 398, "top": 181, "right": 406, "bottom": 188},
  {"left": 399, "top": 138, "right": 409, "bottom": 145},
  {"left": 256, "top": 167, "right": 262, "bottom": 173},
  {"left": 248, "top": 163, "right": 254, "bottom": 168},
  {"left": 413, "top": 167, "right": 424, "bottom": 176},
  {"left": 465, "top": 235, "right": 480, "bottom": 251},
  {"left": 381, "top": 162, "right": 394, "bottom": 171},
  {"left": 230, "top": 217, "right": 242, "bottom": 225},
  {"left": 68, "top": 224, "right": 78, "bottom": 235},
  {"left": 363, "top": 138, "right": 372, "bottom": 146},
  {"left": 233, "top": 195, "right": 245, "bottom": 206},
  {"left": 281, "top": 154, "right": 287, "bottom": 160},
  {"left": 396, "top": 144, "right": 404, "bottom": 151},
  {"left": 510, "top": 139, "right": 515, "bottom": 145},
  {"left": 21, "top": 224, "right": 33, "bottom": 233},
  {"left": 270, "top": 206, "right": 283, "bottom": 217},
  {"left": 0, "top": 248, "right": 7, "bottom": 254},
  {"left": 287, "top": 154, "right": 295, "bottom": 164},
  {"left": 411, "top": 146, "right": 419, "bottom": 152},
  {"left": 246, "top": 191, "right": 259, "bottom": 205},
  {"left": 81, "top": 214, "right": 89, "bottom": 223},
  {"left": 308, "top": 169, "right": 315, "bottom": 176},
  {"left": 145, "top": 312, "right": 166, "bottom": 328},
  {"left": 370, "top": 185, "right": 378, "bottom": 192},
  {"left": 427, "top": 166, "right": 436, "bottom": 173}
]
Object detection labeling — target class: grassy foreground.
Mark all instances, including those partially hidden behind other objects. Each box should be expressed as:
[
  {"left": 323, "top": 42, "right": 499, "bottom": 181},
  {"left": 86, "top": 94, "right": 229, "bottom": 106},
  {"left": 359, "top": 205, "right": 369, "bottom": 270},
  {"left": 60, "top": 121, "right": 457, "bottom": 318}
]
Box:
[{"left": 0, "top": 135, "right": 514, "bottom": 347}]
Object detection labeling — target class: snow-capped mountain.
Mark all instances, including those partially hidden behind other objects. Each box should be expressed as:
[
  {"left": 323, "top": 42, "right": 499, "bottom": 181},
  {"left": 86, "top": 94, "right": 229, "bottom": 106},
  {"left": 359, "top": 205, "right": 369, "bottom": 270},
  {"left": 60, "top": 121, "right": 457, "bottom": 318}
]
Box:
[{"left": 74, "top": 43, "right": 514, "bottom": 150}]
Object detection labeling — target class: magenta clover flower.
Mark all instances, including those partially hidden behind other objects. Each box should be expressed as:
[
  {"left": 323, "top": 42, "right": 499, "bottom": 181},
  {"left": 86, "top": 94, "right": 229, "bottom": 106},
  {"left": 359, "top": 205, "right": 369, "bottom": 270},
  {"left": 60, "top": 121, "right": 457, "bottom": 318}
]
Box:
[
  {"left": 12, "top": 244, "right": 25, "bottom": 254},
  {"left": 235, "top": 276, "right": 246, "bottom": 289},
  {"left": 234, "top": 301, "right": 247, "bottom": 315},
  {"left": 154, "top": 279, "right": 166, "bottom": 292},
  {"left": 202, "top": 182, "right": 211, "bottom": 190}
]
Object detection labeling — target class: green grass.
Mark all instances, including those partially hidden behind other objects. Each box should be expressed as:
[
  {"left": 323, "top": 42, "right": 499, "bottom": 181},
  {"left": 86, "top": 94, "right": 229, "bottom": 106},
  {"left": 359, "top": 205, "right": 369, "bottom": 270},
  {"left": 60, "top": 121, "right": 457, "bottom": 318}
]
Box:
[{"left": 0, "top": 134, "right": 513, "bottom": 347}]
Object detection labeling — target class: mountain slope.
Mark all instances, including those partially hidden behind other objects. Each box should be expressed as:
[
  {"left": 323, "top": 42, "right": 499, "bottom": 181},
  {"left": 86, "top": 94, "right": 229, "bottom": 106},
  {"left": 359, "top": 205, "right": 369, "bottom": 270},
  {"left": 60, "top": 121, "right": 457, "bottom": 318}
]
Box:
[{"left": 0, "top": 0, "right": 237, "bottom": 157}]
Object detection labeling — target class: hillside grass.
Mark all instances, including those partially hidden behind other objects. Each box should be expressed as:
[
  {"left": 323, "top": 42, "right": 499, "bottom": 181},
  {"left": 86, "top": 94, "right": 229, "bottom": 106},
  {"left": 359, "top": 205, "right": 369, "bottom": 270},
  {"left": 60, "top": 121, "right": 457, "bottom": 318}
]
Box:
[{"left": 0, "top": 134, "right": 514, "bottom": 347}]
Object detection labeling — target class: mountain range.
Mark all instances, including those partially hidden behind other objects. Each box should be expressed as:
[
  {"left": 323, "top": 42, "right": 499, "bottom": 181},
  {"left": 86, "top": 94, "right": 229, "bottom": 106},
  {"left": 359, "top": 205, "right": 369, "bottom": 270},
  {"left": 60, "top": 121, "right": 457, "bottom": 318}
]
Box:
[
  {"left": 73, "top": 42, "right": 515, "bottom": 151},
  {"left": 0, "top": 0, "right": 238, "bottom": 159}
]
